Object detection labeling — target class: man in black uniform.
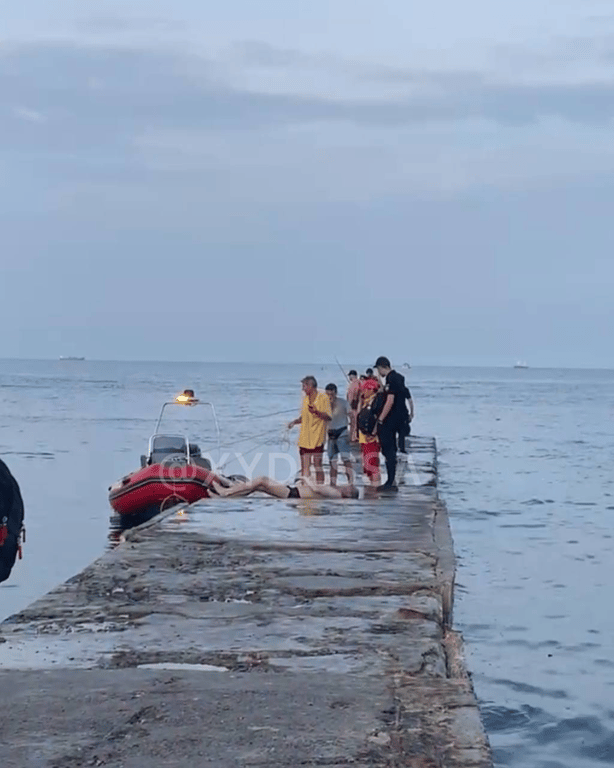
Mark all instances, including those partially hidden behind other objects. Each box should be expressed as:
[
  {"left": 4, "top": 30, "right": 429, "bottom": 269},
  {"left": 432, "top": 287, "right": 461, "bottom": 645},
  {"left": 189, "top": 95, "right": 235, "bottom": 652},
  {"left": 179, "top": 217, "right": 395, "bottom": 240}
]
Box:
[
  {"left": 0, "top": 458, "right": 25, "bottom": 583},
  {"left": 398, "top": 384, "right": 414, "bottom": 453},
  {"left": 373, "top": 356, "right": 406, "bottom": 492}
]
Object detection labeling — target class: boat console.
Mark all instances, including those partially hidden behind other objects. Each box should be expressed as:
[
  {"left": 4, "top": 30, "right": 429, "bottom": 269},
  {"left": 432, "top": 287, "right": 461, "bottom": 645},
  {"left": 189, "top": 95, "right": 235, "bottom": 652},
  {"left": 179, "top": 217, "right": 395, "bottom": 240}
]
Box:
[{"left": 141, "top": 434, "right": 212, "bottom": 470}]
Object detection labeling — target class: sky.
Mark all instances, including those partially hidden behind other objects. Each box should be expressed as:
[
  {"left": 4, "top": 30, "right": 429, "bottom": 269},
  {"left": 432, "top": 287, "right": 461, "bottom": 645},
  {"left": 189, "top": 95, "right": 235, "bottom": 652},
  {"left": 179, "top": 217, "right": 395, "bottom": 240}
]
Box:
[{"left": 1, "top": 1, "right": 614, "bottom": 366}]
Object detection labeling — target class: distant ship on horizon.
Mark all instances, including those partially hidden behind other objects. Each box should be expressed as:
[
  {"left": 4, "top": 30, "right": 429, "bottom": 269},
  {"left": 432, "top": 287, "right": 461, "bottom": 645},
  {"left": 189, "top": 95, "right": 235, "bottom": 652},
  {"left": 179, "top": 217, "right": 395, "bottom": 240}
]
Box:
[
  {"left": 513, "top": 360, "right": 529, "bottom": 369},
  {"left": 59, "top": 356, "right": 85, "bottom": 361}
]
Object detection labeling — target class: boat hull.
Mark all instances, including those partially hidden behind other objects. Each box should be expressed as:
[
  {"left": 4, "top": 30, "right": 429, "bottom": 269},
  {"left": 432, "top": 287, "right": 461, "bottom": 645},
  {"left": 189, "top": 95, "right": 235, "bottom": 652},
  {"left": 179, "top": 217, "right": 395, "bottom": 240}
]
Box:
[{"left": 109, "top": 463, "right": 216, "bottom": 516}]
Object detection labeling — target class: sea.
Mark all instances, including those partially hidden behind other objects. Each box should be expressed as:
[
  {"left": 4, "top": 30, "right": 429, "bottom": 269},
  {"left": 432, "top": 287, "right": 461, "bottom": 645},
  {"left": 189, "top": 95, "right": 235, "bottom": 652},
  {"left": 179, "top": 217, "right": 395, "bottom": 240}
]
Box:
[{"left": 1, "top": 359, "right": 612, "bottom": 768}]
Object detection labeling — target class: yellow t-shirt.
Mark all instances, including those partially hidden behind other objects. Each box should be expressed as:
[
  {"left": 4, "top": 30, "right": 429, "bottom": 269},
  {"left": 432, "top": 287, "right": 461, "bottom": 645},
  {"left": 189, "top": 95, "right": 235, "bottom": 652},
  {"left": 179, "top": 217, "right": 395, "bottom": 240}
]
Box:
[{"left": 298, "top": 391, "right": 332, "bottom": 449}]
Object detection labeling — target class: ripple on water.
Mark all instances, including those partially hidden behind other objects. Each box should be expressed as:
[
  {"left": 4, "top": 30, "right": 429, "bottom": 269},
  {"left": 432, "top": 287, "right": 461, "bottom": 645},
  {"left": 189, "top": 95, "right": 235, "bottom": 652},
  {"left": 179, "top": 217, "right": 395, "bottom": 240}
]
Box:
[
  {"left": 500, "top": 523, "right": 547, "bottom": 529},
  {"left": 492, "top": 714, "right": 614, "bottom": 768},
  {"left": 536, "top": 716, "right": 614, "bottom": 761},
  {"left": 0, "top": 450, "right": 55, "bottom": 459},
  {"left": 482, "top": 703, "right": 545, "bottom": 733},
  {"left": 489, "top": 677, "right": 568, "bottom": 700}
]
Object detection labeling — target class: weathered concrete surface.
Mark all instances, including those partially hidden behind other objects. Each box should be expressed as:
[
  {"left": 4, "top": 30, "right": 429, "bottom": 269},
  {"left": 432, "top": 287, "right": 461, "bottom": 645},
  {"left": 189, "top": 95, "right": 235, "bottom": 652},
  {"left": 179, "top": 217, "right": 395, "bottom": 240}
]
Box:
[{"left": 0, "top": 436, "right": 492, "bottom": 767}]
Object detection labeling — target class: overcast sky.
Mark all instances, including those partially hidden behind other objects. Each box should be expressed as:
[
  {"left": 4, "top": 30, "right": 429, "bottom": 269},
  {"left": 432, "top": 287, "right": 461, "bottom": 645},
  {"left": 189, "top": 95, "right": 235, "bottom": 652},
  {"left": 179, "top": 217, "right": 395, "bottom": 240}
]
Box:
[{"left": 2, "top": 1, "right": 613, "bottom": 366}]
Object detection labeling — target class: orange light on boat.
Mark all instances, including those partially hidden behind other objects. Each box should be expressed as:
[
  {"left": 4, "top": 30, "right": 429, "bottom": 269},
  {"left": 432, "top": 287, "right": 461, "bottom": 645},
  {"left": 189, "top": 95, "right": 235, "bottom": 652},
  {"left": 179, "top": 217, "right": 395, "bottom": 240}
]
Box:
[{"left": 176, "top": 389, "right": 199, "bottom": 405}]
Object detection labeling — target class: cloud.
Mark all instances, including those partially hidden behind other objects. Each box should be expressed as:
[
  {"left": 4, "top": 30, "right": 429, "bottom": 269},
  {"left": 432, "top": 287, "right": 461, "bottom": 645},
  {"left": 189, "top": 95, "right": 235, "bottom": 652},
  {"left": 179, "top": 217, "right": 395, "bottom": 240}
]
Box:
[
  {"left": 12, "top": 106, "right": 46, "bottom": 122},
  {"left": 223, "top": 40, "right": 614, "bottom": 127},
  {"left": 227, "top": 39, "right": 481, "bottom": 88},
  {"left": 2, "top": 41, "right": 614, "bottom": 153},
  {"left": 76, "top": 14, "right": 185, "bottom": 37},
  {"left": 1, "top": 4, "right": 614, "bottom": 366},
  {"left": 227, "top": 40, "right": 315, "bottom": 69},
  {"left": 2, "top": 40, "right": 614, "bottom": 210}
]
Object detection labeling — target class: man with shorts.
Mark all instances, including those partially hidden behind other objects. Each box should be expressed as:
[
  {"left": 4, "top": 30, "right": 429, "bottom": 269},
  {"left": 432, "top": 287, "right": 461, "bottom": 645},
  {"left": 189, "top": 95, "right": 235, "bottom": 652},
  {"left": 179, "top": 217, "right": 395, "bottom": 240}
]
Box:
[
  {"left": 288, "top": 376, "right": 332, "bottom": 483},
  {"left": 324, "top": 383, "right": 354, "bottom": 486}
]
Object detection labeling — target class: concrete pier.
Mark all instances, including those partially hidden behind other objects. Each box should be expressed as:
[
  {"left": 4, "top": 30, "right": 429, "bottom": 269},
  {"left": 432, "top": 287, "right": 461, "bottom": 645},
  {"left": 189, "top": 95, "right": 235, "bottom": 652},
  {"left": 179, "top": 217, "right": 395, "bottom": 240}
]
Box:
[{"left": 0, "top": 437, "right": 492, "bottom": 767}]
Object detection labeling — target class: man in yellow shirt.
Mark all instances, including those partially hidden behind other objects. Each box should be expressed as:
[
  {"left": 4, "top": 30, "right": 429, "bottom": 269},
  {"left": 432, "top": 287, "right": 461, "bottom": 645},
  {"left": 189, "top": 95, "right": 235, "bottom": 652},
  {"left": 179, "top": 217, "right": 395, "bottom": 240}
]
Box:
[{"left": 288, "top": 376, "right": 332, "bottom": 483}]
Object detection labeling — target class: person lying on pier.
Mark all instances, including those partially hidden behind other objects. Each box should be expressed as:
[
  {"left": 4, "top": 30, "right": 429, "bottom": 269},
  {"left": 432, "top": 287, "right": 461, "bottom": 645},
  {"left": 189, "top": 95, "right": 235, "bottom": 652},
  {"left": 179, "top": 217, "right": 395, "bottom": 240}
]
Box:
[{"left": 211, "top": 476, "right": 359, "bottom": 500}]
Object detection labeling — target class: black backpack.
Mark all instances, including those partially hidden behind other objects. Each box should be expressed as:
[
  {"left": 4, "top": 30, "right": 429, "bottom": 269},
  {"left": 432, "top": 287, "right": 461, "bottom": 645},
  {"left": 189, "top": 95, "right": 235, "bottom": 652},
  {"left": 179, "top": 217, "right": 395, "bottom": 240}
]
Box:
[
  {"left": 0, "top": 459, "right": 25, "bottom": 584},
  {"left": 357, "top": 391, "right": 386, "bottom": 436}
]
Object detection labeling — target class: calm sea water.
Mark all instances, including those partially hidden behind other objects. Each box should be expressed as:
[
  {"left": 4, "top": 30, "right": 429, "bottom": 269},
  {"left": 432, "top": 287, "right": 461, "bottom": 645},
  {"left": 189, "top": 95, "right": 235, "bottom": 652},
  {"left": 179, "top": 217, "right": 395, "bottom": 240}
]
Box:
[{"left": 1, "top": 359, "right": 613, "bottom": 767}]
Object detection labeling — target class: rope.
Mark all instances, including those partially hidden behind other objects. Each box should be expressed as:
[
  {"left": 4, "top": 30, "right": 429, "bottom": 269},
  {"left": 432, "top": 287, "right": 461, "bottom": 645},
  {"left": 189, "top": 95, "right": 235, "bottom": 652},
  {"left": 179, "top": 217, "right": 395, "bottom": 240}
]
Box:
[
  {"left": 218, "top": 427, "right": 282, "bottom": 450},
  {"left": 242, "top": 408, "right": 297, "bottom": 421},
  {"left": 214, "top": 407, "right": 299, "bottom": 451},
  {"left": 280, "top": 426, "right": 292, "bottom": 451},
  {"left": 198, "top": 407, "right": 300, "bottom": 472},
  {"left": 222, "top": 407, "right": 297, "bottom": 423},
  {"left": 216, "top": 426, "right": 295, "bottom": 472},
  {"left": 217, "top": 435, "right": 286, "bottom": 472}
]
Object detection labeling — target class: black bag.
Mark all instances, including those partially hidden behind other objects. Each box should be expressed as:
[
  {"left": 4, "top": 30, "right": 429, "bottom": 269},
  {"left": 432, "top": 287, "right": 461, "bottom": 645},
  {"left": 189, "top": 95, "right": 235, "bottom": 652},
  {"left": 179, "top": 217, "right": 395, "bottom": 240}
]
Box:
[
  {"left": 0, "top": 459, "right": 25, "bottom": 584},
  {"left": 327, "top": 427, "right": 347, "bottom": 441},
  {"left": 357, "top": 391, "right": 386, "bottom": 436}
]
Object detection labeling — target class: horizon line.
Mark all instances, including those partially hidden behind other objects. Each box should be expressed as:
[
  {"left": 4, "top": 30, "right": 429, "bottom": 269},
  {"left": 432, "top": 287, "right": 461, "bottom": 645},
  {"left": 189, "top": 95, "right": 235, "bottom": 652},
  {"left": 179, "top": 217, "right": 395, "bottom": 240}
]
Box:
[{"left": 0, "top": 357, "right": 613, "bottom": 372}]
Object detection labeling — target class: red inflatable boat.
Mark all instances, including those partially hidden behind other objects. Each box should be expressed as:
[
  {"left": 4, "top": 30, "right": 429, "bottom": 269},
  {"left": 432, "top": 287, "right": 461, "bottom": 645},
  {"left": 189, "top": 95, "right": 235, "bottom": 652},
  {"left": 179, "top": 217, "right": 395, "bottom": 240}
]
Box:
[
  {"left": 109, "top": 391, "right": 222, "bottom": 516},
  {"left": 109, "top": 461, "right": 220, "bottom": 516}
]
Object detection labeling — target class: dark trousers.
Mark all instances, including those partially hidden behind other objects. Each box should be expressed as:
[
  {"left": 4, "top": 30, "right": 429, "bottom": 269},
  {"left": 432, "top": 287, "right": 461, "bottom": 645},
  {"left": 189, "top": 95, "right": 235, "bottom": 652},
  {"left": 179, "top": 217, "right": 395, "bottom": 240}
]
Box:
[
  {"left": 378, "top": 419, "right": 401, "bottom": 485},
  {"left": 397, "top": 420, "right": 410, "bottom": 453}
]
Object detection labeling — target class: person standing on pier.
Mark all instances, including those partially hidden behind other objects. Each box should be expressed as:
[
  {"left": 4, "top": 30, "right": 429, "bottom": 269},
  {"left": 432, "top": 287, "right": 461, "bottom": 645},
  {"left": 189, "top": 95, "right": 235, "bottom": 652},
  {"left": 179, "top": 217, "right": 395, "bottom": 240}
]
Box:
[
  {"left": 0, "top": 458, "right": 25, "bottom": 583},
  {"left": 324, "top": 383, "right": 354, "bottom": 486},
  {"left": 397, "top": 384, "right": 414, "bottom": 454},
  {"left": 288, "top": 376, "right": 332, "bottom": 484},
  {"left": 358, "top": 377, "right": 382, "bottom": 487},
  {"left": 373, "top": 356, "right": 406, "bottom": 492},
  {"left": 346, "top": 370, "right": 360, "bottom": 443}
]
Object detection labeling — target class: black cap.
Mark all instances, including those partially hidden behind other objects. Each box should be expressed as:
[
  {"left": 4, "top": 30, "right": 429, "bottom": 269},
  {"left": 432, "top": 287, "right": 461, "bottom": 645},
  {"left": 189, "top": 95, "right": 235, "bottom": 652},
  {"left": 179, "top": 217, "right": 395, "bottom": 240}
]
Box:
[{"left": 374, "top": 356, "right": 391, "bottom": 368}]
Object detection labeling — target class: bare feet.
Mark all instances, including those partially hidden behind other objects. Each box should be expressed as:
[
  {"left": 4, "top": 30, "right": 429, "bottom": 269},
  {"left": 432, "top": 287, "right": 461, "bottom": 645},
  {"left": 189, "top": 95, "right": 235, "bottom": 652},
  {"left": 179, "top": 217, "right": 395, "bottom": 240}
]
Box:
[{"left": 211, "top": 480, "right": 231, "bottom": 497}]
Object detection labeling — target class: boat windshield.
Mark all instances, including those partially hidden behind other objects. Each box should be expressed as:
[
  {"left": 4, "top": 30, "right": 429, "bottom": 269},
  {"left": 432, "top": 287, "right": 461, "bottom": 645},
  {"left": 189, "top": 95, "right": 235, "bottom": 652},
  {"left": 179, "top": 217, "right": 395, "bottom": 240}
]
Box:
[{"left": 148, "top": 434, "right": 188, "bottom": 464}]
